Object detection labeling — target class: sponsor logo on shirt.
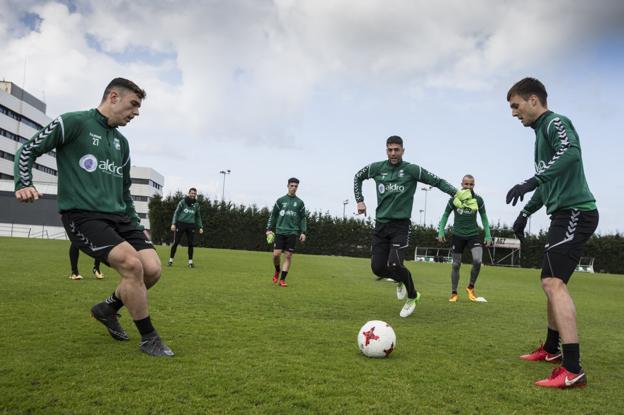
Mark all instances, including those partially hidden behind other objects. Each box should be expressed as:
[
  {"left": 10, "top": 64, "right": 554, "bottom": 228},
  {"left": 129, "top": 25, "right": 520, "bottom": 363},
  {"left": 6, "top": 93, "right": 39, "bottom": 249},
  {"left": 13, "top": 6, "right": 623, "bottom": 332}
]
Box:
[
  {"left": 378, "top": 183, "right": 405, "bottom": 194},
  {"left": 78, "top": 154, "right": 123, "bottom": 177},
  {"left": 183, "top": 208, "right": 195, "bottom": 214},
  {"left": 113, "top": 137, "right": 121, "bottom": 150},
  {"left": 280, "top": 210, "right": 297, "bottom": 217}
]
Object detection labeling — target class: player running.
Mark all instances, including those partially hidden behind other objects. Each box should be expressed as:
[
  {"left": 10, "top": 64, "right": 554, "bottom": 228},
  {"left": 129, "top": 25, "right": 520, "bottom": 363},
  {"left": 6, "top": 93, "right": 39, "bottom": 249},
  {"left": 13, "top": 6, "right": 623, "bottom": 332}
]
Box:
[
  {"left": 265, "top": 178, "right": 307, "bottom": 287},
  {"left": 506, "top": 77, "right": 598, "bottom": 388},
  {"left": 436, "top": 175, "right": 491, "bottom": 302},
  {"left": 168, "top": 187, "right": 204, "bottom": 268},
  {"left": 354, "top": 135, "right": 457, "bottom": 317},
  {"left": 14, "top": 78, "right": 173, "bottom": 357}
]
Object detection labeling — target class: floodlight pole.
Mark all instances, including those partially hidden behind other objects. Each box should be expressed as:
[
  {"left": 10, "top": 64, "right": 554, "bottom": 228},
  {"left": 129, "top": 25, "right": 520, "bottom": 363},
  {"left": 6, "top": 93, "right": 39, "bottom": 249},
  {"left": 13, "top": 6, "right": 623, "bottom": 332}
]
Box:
[
  {"left": 343, "top": 199, "right": 349, "bottom": 219},
  {"left": 419, "top": 209, "right": 424, "bottom": 226},
  {"left": 219, "top": 169, "right": 231, "bottom": 201},
  {"left": 421, "top": 186, "right": 432, "bottom": 226}
]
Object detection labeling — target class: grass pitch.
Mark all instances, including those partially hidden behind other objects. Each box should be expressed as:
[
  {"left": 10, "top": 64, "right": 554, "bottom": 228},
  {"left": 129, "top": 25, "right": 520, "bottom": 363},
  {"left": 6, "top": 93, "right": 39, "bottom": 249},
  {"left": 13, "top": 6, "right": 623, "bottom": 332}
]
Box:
[{"left": 1, "top": 237, "right": 623, "bottom": 414}]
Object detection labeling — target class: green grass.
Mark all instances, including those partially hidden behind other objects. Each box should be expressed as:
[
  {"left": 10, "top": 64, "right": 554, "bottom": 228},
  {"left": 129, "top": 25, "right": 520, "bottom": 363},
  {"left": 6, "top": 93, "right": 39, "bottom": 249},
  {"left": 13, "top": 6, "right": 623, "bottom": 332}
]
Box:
[{"left": 1, "top": 237, "right": 623, "bottom": 414}]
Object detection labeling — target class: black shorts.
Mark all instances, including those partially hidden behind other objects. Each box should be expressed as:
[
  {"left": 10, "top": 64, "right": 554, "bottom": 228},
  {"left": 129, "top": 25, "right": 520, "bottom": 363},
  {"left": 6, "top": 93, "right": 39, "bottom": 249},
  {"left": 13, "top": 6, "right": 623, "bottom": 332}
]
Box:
[
  {"left": 541, "top": 209, "right": 599, "bottom": 283},
  {"left": 451, "top": 234, "right": 482, "bottom": 254},
  {"left": 274, "top": 234, "right": 298, "bottom": 252},
  {"left": 62, "top": 210, "right": 154, "bottom": 264},
  {"left": 371, "top": 219, "right": 410, "bottom": 264}
]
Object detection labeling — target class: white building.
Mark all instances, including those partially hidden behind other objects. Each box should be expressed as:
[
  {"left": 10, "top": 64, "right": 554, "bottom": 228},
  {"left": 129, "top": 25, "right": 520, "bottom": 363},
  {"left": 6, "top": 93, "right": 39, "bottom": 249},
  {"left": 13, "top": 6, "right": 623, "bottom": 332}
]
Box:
[{"left": 0, "top": 81, "right": 163, "bottom": 235}]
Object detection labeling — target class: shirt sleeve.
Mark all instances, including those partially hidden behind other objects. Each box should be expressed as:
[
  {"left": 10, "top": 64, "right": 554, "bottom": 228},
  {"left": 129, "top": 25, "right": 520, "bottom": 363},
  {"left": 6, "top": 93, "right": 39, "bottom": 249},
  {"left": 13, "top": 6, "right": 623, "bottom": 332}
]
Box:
[
  {"left": 171, "top": 201, "right": 182, "bottom": 225},
  {"left": 266, "top": 201, "right": 279, "bottom": 231},
  {"left": 477, "top": 196, "right": 491, "bottom": 240},
  {"left": 437, "top": 200, "right": 454, "bottom": 237},
  {"left": 353, "top": 164, "right": 372, "bottom": 203},
  {"left": 521, "top": 187, "right": 544, "bottom": 216},
  {"left": 14, "top": 114, "right": 79, "bottom": 190},
  {"left": 195, "top": 204, "right": 203, "bottom": 229},
  {"left": 299, "top": 202, "right": 307, "bottom": 234},
  {"left": 409, "top": 164, "right": 457, "bottom": 197},
  {"left": 534, "top": 116, "right": 582, "bottom": 185}
]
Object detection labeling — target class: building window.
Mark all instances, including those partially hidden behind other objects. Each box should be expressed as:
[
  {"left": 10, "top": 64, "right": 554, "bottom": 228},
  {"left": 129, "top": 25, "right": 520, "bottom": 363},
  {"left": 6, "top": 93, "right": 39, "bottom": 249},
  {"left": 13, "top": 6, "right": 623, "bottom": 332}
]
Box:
[
  {"left": 0, "top": 127, "right": 56, "bottom": 158},
  {"left": 131, "top": 178, "right": 150, "bottom": 185},
  {"left": 0, "top": 103, "right": 44, "bottom": 131},
  {"left": 0, "top": 150, "right": 15, "bottom": 161},
  {"left": 150, "top": 180, "right": 162, "bottom": 190},
  {"left": 132, "top": 195, "right": 149, "bottom": 202},
  {"left": 0, "top": 172, "right": 13, "bottom": 180},
  {"left": 138, "top": 213, "right": 148, "bottom": 219}
]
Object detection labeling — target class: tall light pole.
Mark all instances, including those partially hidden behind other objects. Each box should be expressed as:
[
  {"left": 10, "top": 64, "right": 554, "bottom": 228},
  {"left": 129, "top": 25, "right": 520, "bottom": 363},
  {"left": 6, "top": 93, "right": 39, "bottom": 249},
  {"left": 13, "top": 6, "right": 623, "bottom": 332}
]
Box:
[
  {"left": 219, "top": 169, "right": 231, "bottom": 201},
  {"left": 342, "top": 199, "right": 349, "bottom": 219},
  {"left": 421, "top": 186, "right": 432, "bottom": 226},
  {"left": 419, "top": 209, "right": 424, "bottom": 226}
]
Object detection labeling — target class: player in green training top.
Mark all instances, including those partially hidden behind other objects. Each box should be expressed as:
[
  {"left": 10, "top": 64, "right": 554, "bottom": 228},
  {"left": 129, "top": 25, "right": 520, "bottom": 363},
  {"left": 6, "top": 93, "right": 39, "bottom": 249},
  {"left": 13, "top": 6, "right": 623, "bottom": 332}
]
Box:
[
  {"left": 168, "top": 187, "right": 204, "bottom": 268},
  {"left": 437, "top": 175, "right": 491, "bottom": 303},
  {"left": 354, "top": 135, "right": 457, "bottom": 318},
  {"left": 506, "top": 77, "right": 598, "bottom": 388},
  {"left": 14, "top": 78, "right": 173, "bottom": 357},
  {"left": 265, "top": 178, "right": 307, "bottom": 287}
]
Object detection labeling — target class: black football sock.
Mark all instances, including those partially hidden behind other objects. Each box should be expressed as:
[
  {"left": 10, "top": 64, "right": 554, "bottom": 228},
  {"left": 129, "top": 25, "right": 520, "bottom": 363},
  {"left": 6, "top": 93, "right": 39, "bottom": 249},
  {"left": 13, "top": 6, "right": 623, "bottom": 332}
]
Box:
[
  {"left": 544, "top": 327, "right": 560, "bottom": 354},
  {"left": 280, "top": 271, "right": 288, "bottom": 280},
  {"left": 104, "top": 292, "right": 124, "bottom": 312},
  {"left": 134, "top": 316, "right": 156, "bottom": 337},
  {"left": 274, "top": 264, "right": 280, "bottom": 273},
  {"left": 562, "top": 343, "right": 581, "bottom": 373}
]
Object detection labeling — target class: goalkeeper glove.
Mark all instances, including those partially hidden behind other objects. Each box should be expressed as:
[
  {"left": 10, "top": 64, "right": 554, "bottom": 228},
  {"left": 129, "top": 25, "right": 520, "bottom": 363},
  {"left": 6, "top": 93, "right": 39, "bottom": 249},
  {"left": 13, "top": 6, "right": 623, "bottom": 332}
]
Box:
[{"left": 506, "top": 177, "right": 539, "bottom": 206}]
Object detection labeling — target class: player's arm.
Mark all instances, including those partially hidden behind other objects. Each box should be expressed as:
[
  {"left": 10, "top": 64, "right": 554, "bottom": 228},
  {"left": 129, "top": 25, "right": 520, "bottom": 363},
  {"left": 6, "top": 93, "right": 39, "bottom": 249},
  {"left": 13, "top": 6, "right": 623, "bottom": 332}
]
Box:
[
  {"left": 411, "top": 165, "right": 458, "bottom": 197},
  {"left": 436, "top": 201, "right": 453, "bottom": 242},
  {"left": 14, "top": 116, "right": 72, "bottom": 202},
  {"left": 507, "top": 117, "right": 580, "bottom": 205},
  {"left": 477, "top": 197, "right": 492, "bottom": 244},
  {"left": 513, "top": 188, "right": 544, "bottom": 241},
  {"left": 266, "top": 201, "right": 279, "bottom": 235},
  {"left": 299, "top": 203, "right": 307, "bottom": 242},
  {"left": 170, "top": 201, "right": 182, "bottom": 231},
  {"left": 195, "top": 204, "right": 204, "bottom": 234},
  {"left": 535, "top": 116, "right": 582, "bottom": 185},
  {"left": 122, "top": 154, "right": 144, "bottom": 231},
  {"left": 354, "top": 163, "right": 374, "bottom": 214}
]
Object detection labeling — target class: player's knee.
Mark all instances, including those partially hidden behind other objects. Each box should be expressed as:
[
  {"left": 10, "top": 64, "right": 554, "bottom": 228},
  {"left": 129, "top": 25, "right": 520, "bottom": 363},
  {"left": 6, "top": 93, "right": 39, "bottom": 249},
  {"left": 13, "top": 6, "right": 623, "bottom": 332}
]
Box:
[
  {"left": 541, "top": 276, "right": 564, "bottom": 294},
  {"left": 117, "top": 255, "right": 144, "bottom": 279},
  {"left": 472, "top": 259, "right": 482, "bottom": 267},
  {"left": 452, "top": 261, "right": 461, "bottom": 271},
  {"left": 371, "top": 262, "right": 386, "bottom": 277},
  {"left": 143, "top": 262, "right": 161, "bottom": 288}
]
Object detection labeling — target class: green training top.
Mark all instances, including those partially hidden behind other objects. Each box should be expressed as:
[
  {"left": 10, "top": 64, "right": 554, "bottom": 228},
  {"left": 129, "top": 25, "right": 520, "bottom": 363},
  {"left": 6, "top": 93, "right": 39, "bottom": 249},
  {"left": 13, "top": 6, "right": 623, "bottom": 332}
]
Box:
[
  {"left": 437, "top": 194, "right": 491, "bottom": 239},
  {"left": 354, "top": 160, "right": 457, "bottom": 223},
  {"left": 172, "top": 199, "right": 203, "bottom": 228},
  {"left": 521, "top": 111, "right": 596, "bottom": 216},
  {"left": 14, "top": 109, "right": 142, "bottom": 228},
  {"left": 266, "top": 194, "right": 307, "bottom": 236}
]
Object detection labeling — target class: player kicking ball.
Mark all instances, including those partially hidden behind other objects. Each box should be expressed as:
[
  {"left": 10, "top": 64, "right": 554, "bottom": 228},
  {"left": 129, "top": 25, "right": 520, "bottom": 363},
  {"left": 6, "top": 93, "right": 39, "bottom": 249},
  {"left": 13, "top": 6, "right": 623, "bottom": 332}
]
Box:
[{"left": 354, "top": 135, "right": 457, "bottom": 317}]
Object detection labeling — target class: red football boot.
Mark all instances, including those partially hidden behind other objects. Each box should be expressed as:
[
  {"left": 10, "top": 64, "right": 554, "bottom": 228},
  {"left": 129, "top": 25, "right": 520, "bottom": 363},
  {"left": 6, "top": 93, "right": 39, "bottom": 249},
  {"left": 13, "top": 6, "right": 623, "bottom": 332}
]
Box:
[
  {"left": 535, "top": 367, "right": 587, "bottom": 388},
  {"left": 272, "top": 272, "right": 279, "bottom": 284},
  {"left": 278, "top": 279, "right": 288, "bottom": 287},
  {"left": 519, "top": 342, "right": 562, "bottom": 363}
]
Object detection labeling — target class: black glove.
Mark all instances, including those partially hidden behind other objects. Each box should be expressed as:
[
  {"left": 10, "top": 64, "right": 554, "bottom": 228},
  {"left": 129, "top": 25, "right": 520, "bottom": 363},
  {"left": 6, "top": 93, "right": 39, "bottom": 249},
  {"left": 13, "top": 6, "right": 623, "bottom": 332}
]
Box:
[
  {"left": 506, "top": 177, "right": 539, "bottom": 206},
  {"left": 513, "top": 211, "right": 529, "bottom": 242}
]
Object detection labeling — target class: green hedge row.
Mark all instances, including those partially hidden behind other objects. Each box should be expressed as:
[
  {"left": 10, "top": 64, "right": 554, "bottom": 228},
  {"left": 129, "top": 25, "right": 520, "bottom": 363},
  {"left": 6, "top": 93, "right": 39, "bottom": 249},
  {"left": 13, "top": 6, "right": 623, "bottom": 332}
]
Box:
[{"left": 149, "top": 193, "right": 623, "bottom": 274}]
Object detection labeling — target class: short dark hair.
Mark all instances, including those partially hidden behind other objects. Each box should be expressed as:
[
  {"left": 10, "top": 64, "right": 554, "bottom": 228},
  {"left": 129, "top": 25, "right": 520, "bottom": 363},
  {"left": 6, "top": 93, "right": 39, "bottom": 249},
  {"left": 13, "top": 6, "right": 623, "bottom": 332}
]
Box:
[
  {"left": 386, "top": 135, "right": 403, "bottom": 146},
  {"left": 189, "top": 187, "right": 197, "bottom": 193},
  {"left": 463, "top": 174, "right": 474, "bottom": 181},
  {"left": 507, "top": 77, "right": 547, "bottom": 106},
  {"left": 288, "top": 177, "right": 300, "bottom": 185},
  {"left": 102, "top": 77, "right": 146, "bottom": 102}
]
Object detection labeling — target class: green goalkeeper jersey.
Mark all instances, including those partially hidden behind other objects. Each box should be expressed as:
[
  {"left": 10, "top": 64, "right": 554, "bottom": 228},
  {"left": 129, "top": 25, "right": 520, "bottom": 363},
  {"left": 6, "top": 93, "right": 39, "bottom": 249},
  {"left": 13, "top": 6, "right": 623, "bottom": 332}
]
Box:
[
  {"left": 522, "top": 111, "right": 596, "bottom": 216},
  {"left": 437, "top": 194, "right": 491, "bottom": 239},
  {"left": 14, "top": 109, "right": 141, "bottom": 228},
  {"left": 354, "top": 160, "right": 457, "bottom": 223},
  {"left": 266, "top": 194, "right": 307, "bottom": 236}
]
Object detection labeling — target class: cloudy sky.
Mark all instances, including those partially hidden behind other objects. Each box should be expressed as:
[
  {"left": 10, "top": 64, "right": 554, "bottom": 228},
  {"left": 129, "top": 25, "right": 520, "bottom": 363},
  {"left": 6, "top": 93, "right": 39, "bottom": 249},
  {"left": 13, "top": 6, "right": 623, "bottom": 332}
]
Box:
[{"left": 1, "top": 0, "right": 622, "bottom": 234}]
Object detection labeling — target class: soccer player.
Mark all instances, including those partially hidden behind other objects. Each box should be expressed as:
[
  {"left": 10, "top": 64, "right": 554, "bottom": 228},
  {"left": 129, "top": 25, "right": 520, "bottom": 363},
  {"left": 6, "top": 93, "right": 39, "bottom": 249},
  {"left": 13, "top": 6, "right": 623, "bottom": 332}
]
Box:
[
  {"left": 14, "top": 78, "right": 174, "bottom": 357},
  {"left": 68, "top": 243, "right": 104, "bottom": 280},
  {"left": 354, "top": 135, "right": 457, "bottom": 317},
  {"left": 168, "top": 187, "right": 204, "bottom": 268},
  {"left": 436, "top": 175, "right": 492, "bottom": 302},
  {"left": 506, "top": 77, "right": 598, "bottom": 388},
  {"left": 265, "top": 178, "right": 307, "bottom": 287}
]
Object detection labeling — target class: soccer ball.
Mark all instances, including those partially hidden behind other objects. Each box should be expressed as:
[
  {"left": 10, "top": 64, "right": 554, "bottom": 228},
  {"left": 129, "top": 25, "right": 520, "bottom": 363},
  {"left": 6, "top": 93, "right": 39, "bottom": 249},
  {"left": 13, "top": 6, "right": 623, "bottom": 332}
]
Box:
[{"left": 357, "top": 320, "right": 396, "bottom": 358}]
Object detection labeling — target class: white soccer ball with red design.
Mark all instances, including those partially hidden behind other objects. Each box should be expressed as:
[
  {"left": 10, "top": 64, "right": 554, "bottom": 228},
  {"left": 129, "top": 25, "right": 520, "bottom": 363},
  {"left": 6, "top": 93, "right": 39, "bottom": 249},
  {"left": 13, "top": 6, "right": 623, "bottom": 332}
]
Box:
[{"left": 357, "top": 320, "right": 396, "bottom": 358}]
